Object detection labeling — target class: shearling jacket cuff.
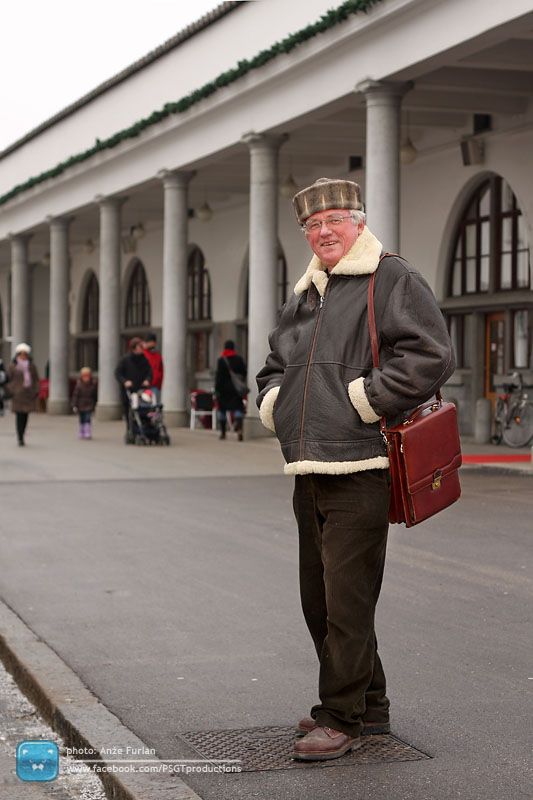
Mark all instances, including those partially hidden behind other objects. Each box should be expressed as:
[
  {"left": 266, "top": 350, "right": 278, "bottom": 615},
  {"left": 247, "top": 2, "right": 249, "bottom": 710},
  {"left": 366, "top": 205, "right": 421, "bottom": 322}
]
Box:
[
  {"left": 259, "top": 386, "right": 280, "bottom": 432},
  {"left": 348, "top": 377, "right": 381, "bottom": 424}
]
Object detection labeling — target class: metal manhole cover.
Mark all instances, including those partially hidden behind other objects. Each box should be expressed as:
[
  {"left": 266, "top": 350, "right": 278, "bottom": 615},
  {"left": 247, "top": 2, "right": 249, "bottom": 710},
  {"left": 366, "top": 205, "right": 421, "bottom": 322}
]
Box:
[{"left": 178, "top": 726, "right": 430, "bottom": 772}]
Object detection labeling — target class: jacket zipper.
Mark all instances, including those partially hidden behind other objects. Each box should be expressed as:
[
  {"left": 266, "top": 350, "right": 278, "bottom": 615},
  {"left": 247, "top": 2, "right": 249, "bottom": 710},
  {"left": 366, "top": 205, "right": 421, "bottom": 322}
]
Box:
[{"left": 298, "top": 285, "right": 328, "bottom": 460}]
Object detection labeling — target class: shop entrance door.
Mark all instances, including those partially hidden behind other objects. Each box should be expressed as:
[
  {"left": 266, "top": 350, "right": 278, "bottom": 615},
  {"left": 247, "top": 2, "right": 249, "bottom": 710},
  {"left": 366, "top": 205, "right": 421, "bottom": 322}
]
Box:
[{"left": 485, "top": 313, "right": 505, "bottom": 406}]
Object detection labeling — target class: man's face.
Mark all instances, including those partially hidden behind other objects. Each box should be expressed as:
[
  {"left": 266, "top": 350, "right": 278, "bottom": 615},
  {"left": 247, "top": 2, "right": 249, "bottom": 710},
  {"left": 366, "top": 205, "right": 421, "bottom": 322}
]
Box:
[
  {"left": 144, "top": 340, "right": 155, "bottom": 351},
  {"left": 304, "top": 209, "right": 364, "bottom": 268}
]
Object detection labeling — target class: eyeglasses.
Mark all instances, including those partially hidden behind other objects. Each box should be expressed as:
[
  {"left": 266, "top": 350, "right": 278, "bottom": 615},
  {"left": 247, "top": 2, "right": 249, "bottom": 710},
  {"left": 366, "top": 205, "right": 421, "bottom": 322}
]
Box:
[{"left": 301, "top": 215, "right": 353, "bottom": 234}]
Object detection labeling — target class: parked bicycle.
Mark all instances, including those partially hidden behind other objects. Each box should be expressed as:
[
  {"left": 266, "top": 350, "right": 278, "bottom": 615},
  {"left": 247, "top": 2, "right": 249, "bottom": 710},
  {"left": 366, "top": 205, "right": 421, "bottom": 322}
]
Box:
[{"left": 491, "top": 372, "right": 533, "bottom": 447}]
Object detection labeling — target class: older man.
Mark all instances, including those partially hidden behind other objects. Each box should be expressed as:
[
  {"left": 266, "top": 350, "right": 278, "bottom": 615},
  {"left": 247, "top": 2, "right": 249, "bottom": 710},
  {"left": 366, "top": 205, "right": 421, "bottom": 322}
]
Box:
[{"left": 256, "top": 178, "right": 455, "bottom": 761}]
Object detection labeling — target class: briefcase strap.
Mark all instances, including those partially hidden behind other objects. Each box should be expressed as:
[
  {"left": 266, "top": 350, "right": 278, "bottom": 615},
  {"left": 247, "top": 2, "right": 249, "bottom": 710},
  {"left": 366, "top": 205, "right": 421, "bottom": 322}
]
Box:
[{"left": 367, "top": 257, "right": 441, "bottom": 438}]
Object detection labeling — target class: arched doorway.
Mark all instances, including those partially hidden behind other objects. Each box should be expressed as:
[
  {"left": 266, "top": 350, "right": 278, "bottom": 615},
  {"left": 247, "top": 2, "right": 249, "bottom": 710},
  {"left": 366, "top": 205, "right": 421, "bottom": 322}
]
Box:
[
  {"left": 187, "top": 245, "right": 212, "bottom": 387},
  {"left": 77, "top": 271, "right": 99, "bottom": 370},
  {"left": 123, "top": 259, "right": 151, "bottom": 350},
  {"left": 443, "top": 175, "right": 532, "bottom": 430}
]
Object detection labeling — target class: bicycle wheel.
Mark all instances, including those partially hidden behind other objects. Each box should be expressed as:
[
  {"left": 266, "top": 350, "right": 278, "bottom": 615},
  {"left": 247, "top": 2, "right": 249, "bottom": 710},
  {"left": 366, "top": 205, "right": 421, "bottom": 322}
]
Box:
[{"left": 502, "top": 402, "right": 533, "bottom": 447}]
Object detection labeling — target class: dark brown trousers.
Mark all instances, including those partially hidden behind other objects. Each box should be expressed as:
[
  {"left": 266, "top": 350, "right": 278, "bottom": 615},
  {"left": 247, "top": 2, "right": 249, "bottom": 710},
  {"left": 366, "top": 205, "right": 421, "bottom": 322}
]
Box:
[{"left": 293, "top": 469, "right": 390, "bottom": 737}]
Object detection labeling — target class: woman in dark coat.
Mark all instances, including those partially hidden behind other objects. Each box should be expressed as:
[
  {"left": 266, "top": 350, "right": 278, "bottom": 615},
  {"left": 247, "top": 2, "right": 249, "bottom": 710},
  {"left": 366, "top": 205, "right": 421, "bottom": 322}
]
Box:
[
  {"left": 6, "top": 343, "right": 40, "bottom": 446},
  {"left": 214, "top": 339, "right": 247, "bottom": 441}
]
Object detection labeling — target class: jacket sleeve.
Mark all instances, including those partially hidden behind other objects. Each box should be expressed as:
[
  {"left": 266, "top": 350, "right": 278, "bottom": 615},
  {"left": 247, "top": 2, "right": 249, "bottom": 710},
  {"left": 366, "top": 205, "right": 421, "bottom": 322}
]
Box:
[
  {"left": 350, "top": 270, "right": 455, "bottom": 421},
  {"left": 71, "top": 383, "right": 79, "bottom": 408},
  {"left": 256, "top": 297, "right": 301, "bottom": 431},
  {"left": 154, "top": 355, "right": 163, "bottom": 387}
]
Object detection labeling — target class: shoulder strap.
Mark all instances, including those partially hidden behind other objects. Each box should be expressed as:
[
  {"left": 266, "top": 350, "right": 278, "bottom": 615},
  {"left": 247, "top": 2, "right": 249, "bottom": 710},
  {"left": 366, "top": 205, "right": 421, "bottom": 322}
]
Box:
[
  {"left": 223, "top": 356, "right": 234, "bottom": 375},
  {"left": 367, "top": 254, "right": 442, "bottom": 428},
  {"left": 367, "top": 253, "right": 396, "bottom": 370}
]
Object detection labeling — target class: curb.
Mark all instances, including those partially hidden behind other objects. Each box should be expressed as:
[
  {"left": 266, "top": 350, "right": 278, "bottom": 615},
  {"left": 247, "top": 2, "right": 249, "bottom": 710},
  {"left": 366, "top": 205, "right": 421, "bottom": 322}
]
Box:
[
  {"left": 0, "top": 599, "right": 204, "bottom": 800},
  {"left": 460, "top": 463, "right": 533, "bottom": 477}
]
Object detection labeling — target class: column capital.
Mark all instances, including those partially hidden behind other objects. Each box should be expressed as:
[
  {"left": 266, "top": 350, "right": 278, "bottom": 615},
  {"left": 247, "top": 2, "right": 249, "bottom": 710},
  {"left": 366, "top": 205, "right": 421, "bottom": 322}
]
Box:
[
  {"left": 157, "top": 169, "right": 196, "bottom": 188},
  {"left": 46, "top": 214, "right": 75, "bottom": 229},
  {"left": 7, "top": 231, "right": 32, "bottom": 244},
  {"left": 94, "top": 194, "right": 128, "bottom": 209},
  {"left": 356, "top": 79, "right": 413, "bottom": 102},
  {"left": 241, "top": 131, "right": 288, "bottom": 151}
]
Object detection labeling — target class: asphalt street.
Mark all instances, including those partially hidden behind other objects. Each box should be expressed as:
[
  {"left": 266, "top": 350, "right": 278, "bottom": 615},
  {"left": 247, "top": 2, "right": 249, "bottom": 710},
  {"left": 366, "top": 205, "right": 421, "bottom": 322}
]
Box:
[{"left": 0, "top": 416, "right": 532, "bottom": 800}]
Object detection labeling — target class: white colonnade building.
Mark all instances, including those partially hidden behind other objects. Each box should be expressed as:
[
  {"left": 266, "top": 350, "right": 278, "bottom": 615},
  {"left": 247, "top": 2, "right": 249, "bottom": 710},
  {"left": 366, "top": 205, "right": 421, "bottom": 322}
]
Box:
[{"left": 1, "top": 0, "right": 532, "bottom": 434}]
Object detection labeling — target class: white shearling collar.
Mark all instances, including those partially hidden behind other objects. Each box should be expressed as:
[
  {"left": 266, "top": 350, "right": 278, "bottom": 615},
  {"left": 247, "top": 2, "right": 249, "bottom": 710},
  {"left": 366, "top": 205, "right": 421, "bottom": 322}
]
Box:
[{"left": 293, "top": 225, "right": 383, "bottom": 297}]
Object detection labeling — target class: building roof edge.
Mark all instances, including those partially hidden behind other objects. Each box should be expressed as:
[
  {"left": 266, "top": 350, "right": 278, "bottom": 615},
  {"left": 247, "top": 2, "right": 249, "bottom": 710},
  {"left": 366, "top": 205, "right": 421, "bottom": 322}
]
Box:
[{"left": 0, "top": 1, "right": 241, "bottom": 160}]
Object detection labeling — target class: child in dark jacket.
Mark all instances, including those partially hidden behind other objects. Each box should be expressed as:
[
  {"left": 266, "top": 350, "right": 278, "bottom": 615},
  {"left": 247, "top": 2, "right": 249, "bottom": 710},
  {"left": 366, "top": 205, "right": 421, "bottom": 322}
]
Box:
[{"left": 71, "top": 367, "right": 97, "bottom": 439}]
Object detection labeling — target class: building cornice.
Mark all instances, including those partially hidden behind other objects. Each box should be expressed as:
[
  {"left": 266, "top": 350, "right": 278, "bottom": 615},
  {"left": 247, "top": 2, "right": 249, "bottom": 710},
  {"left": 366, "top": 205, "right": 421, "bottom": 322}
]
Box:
[
  {"left": 0, "top": 0, "right": 384, "bottom": 209},
  {"left": 0, "top": 2, "right": 241, "bottom": 161}
]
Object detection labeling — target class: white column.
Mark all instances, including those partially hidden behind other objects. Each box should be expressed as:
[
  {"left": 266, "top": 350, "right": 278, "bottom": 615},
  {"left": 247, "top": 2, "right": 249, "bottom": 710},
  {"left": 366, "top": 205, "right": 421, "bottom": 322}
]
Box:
[
  {"left": 357, "top": 80, "right": 412, "bottom": 252},
  {"left": 241, "top": 132, "right": 286, "bottom": 438},
  {"left": 47, "top": 216, "right": 72, "bottom": 414},
  {"left": 9, "top": 234, "right": 31, "bottom": 355},
  {"left": 95, "top": 196, "right": 125, "bottom": 421},
  {"left": 158, "top": 169, "right": 195, "bottom": 428}
]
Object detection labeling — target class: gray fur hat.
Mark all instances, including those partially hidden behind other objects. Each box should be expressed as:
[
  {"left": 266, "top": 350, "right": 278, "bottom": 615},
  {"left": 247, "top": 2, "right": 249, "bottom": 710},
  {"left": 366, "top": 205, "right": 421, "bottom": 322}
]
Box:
[{"left": 292, "top": 177, "right": 363, "bottom": 225}]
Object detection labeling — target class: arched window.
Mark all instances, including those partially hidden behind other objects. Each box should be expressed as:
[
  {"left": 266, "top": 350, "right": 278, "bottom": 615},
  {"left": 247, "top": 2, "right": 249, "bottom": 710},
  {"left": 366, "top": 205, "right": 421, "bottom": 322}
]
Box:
[
  {"left": 445, "top": 175, "right": 532, "bottom": 396},
  {"left": 77, "top": 272, "right": 99, "bottom": 371},
  {"left": 125, "top": 260, "right": 151, "bottom": 327},
  {"left": 187, "top": 247, "right": 212, "bottom": 378},
  {"left": 449, "top": 176, "right": 530, "bottom": 297},
  {"left": 188, "top": 247, "right": 211, "bottom": 321},
  {"left": 82, "top": 272, "right": 99, "bottom": 331}
]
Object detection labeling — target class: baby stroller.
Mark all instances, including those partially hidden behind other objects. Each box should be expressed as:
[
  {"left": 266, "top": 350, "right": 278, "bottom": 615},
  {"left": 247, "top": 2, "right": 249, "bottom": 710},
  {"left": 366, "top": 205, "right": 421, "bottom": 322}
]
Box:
[{"left": 125, "top": 388, "right": 170, "bottom": 446}]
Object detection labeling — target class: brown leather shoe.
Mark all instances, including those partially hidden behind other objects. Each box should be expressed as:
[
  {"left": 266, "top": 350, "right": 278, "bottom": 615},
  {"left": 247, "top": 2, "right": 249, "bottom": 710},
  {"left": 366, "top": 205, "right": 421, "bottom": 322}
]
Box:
[
  {"left": 292, "top": 725, "right": 360, "bottom": 761},
  {"left": 296, "top": 716, "right": 390, "bottom": 737}
]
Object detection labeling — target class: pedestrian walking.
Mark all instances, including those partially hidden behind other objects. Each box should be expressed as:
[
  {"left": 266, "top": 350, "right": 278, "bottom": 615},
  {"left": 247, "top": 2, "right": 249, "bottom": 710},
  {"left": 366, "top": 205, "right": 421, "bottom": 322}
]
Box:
[
  {"left": 5, "top": 343, "right": 40, "bottom": 446},
  {"left": 215, "top": 340, "right": 247, "bottom": 441},
  {"left": 142, "top": 333, "right": 164, "bottom": 403},
  {"left": 256, "top": 177, "right": 455, "bottom": 761},
  {"left": 114, "top": 338, "right": 152, "bottom": 438},
  {"left": 71, "top": 367, "right": 97, "bottom": 439}
]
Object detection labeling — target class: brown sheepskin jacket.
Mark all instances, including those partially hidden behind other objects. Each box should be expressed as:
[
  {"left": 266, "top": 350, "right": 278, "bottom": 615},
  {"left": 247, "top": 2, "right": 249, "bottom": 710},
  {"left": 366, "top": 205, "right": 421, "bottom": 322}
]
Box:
[{"left": 256, "top": 226, "right": 456, "bottom": 475}]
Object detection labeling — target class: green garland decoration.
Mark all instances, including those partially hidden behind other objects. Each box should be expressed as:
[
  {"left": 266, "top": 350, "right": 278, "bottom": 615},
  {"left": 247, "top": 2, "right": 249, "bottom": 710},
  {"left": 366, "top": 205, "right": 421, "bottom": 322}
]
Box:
[{"left": 0, "top": 0, "right": 383, "bottom": 208}]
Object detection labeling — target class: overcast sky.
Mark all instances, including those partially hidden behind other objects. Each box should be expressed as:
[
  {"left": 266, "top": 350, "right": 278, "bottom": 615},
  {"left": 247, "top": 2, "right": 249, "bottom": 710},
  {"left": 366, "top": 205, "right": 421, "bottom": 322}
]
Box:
[{"left": 0, "top": 0, "right": 225, "bottom": 151}]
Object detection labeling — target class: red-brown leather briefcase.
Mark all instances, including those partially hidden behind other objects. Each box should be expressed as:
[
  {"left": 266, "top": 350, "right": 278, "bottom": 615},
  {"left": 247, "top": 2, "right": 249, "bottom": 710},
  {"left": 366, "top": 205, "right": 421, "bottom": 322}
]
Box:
[
  {"left": 368, "top": 264, "right": 462, "bottom": 527},
  {"left": 384, "top": 395, "right": 462, "bottom": 526}
]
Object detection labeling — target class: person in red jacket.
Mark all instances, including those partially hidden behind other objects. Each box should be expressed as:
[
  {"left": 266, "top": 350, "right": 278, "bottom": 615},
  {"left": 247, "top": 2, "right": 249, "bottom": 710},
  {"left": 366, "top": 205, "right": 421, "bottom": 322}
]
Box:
[{"left": 143, "top": 333, "right": 164, "bottom": 402}]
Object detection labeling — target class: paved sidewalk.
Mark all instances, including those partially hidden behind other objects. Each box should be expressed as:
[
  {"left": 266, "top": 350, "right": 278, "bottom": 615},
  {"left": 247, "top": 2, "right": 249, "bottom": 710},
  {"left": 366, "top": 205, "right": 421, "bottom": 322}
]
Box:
[
  {"left": 0, "top": 413, "right": 285, "bottom": 483},
  {"left": 459, "top": 435, "right": 532, "bottom": 474},
  {"left": 0, "top": 411, "right": 530, "bottom": 481}
]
